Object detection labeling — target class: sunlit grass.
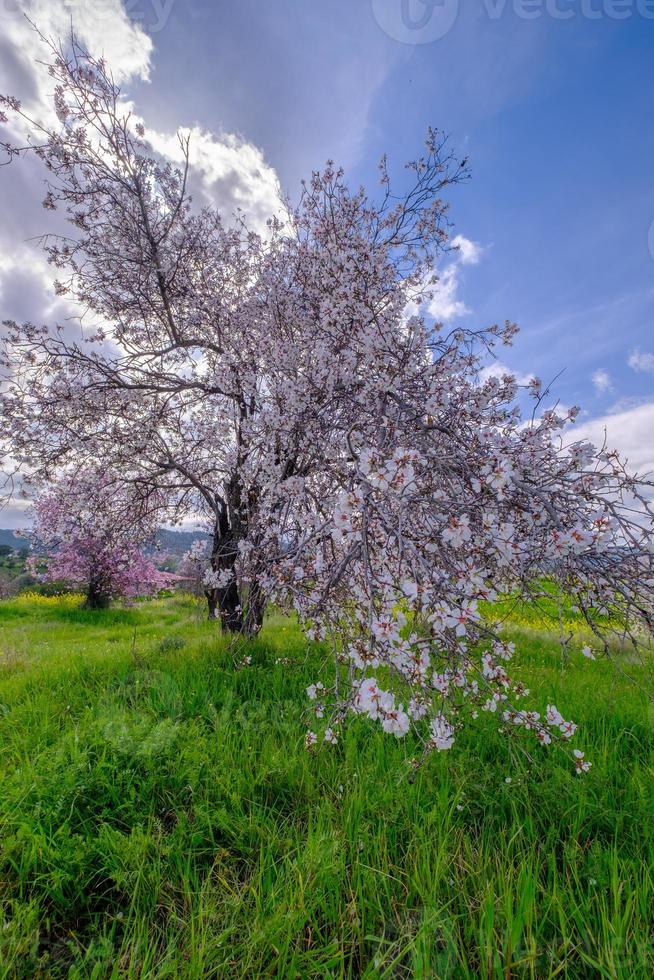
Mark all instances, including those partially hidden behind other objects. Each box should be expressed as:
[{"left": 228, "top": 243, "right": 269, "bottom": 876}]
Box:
[{"left": 0, "top": 594, "right": 652, "bottom": 977}]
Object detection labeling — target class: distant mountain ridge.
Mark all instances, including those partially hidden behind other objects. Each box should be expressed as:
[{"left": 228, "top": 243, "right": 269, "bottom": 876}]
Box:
[
  {"left": 0, "top": 529, "right": 22, "bottom": 549},
  {"left": 0, "top": 528, "right": 210, "bottom": 556},
  {"left": 154, "top": 528, "right": 210, "bottom": 556}
]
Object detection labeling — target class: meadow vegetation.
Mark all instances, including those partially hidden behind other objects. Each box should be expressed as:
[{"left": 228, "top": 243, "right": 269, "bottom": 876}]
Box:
[{"left": 0, "top": 594, "right": 652, "bottom": 977}]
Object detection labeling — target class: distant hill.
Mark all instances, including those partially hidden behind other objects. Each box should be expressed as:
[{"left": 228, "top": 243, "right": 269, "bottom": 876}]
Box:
[
  {"left": 0, "top": 529, "right": 25, "bottom": 550},
  {"left": 154, "top": 528, "right": 211, "bottom": 556},
  {"left": 0, "top": 527, "right": 210, "bottom": 557}
]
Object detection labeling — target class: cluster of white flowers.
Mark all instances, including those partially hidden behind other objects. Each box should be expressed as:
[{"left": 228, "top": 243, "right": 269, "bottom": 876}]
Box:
[
  {"left": 187, "top": 539, "right": 208, "bottom": 562},
  {"left": 549, "top": 527, "right": 597, "bottom": 557},
  {"left": 359, "top": 447, "right": 418, "bottom": 495},
  {"left": 441, "top": 514, "right": 472, "bottom": 549},
  {"left": 472, "top": 456, "right": 515, "bottom": 496},
  {"left": 429, "top": 713, "right": 455, "bottom": 751},
  {"left": 282, "top": 405, "right": 638, "bottom": 776},
  {"left": 203, "top": 567, "right": 234, "bottom": 590},
  {"left": 331, "top": 489, "right": 365, "bottom": 545},
  {"left": 545, "top": 704, "right": 577, "bottom": 739},
  {"left": 353, "top": 678, "right": 410, "bottom": 737}
]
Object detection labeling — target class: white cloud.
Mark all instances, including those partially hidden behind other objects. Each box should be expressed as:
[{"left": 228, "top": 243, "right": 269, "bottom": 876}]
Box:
[
  {"left": 0, "top": 247, "right": 62, "bottom": 320},
  {"left": 0, "top": 243, "right": 95, "bottom": 345},
  {"left": 1, "top": 5, "right": 283, "bottom": 234},
  {"left": 405, "top": 234, "right": 482, "bottom": 324},
  {"left": 147, "top": 126, "right": 283, "bottom": 236},
  {"left": 424, "top": 263, "right": 471, "bottom": 322},
  {"left": 478, "top": 361, "right": 535, "bottom": 387},
  {"left": 0, "top": 1, "right": 153, "bottom": 120},
  {"left": 627, "top": 348, "right": 654, "bottom": 374},
  {"left": 0, "top": 2, "right": 154, "bottom": 337},
  {"left": 606, "top": 395, "right": 651, "bottom": 415},
  {"left": 591, "top": 368, "right": 613, "bottom": 394},
  {"left": 572, "top": 401, "right": 654, "bottom": 479},
  {"left": 0, "top": 494, "right": 31, "bottom": 531},
  {"left": 0, "top": 0, "right": 285, "bottom": 335},
  {"left": 450, "top": 234, "right": 482, "bottom": 266}
]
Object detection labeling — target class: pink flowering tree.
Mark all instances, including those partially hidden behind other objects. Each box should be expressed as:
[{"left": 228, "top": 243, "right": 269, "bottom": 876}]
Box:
[{"left": 27, "top": 469, "right": 167, "bottom": 609}]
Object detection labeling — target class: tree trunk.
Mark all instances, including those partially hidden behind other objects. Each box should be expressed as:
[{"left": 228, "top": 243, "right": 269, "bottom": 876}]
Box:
[
  {"left": 243, "top": 577, "right": 265, "bottom": 636},
  {"left": 205, "top": 495, "right": 244, "bottom": 631},
  {"left": 205, "top": 578, "right": 243, "bottom": 632},
  {"left": 84, "top": 577, "right": 111, "bottom": 610},
  {"left": 206, "top": 577, "right": 266, "bottom": 635},
  {"left": 205, "top": 481, "right": 267, "bottom": 635}
]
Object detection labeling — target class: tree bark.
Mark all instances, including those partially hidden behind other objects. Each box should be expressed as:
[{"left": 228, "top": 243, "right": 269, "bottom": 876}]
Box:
[
  {"left": 243, "top": 578, "right": 265, "bottom": 635},
  {"left": 205, "top": 492, "right": 245, "bottom": 631},
  {"left": 84, "top": 577, "right": 111, "bottom": 610},
  {"left": 204, "top": 480, "right": 267, "bottom": 635},
  {"left": 205, "top": 578, "right": 243, "bottom": 632},
  {"left": 206, "top": 577, "right": 266, "bottom": 634}
]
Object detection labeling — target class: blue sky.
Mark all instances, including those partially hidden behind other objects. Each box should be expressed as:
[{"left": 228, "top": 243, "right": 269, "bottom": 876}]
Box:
[{"left": 1, "top": 0, "right": 654, "bottom": 524}]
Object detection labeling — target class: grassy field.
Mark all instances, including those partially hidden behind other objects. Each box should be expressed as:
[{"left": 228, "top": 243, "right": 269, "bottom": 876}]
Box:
[{"left": 0, "top": 594, "right": 653, "bottom": 978}]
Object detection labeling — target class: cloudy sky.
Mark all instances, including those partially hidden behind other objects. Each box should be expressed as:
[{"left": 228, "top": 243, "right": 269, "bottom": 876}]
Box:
[{"left": 1, "top": 0, "right": 653, "bottom": 526}]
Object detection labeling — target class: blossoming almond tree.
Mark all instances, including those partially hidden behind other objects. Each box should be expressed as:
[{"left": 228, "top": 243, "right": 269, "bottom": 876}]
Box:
[
  {"left": 2, "top": 36, "right": 654, "bottom": 774},
  {"left": 27, "top": 468, "right": 166, "bottom": 608},
  {"left": 252, "top": 164, "right": 654, "bottom": 774}
]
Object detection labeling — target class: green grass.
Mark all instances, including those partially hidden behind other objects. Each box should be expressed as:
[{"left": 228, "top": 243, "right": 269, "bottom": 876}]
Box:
[{"left": 0, "top": 594, "right": 653, "bottom": 978}]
